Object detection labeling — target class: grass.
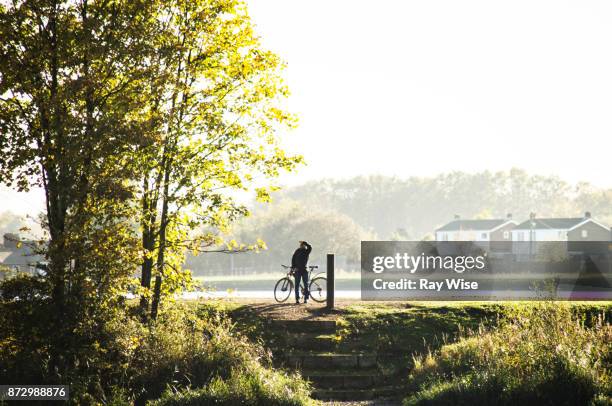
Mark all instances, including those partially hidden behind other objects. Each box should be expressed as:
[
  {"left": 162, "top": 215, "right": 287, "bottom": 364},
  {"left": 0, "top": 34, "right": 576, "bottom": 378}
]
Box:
[
  {"left": 139, "top": 304, "right": 314, "bottom": 406},
  {"left": 403, "top": 302, "right": 612, "bottom": 406},
  {"left": 148, "top": 370, "right": 315, "bottom": 406},
  {"left": 190, "top": 299, "right": 612, "bottom": 355},
  {"left": 189, "top": 299, "right": 612, "bottom": 401}
]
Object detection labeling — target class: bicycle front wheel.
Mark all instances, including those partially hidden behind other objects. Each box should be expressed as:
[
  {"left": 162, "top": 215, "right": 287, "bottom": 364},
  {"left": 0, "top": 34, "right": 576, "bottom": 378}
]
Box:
[
  {"left": 274, "top": 277, "right": 294, "bottom": 303},
  {"left": 309, "top": 277, "right": 327, "bottom": 303}
]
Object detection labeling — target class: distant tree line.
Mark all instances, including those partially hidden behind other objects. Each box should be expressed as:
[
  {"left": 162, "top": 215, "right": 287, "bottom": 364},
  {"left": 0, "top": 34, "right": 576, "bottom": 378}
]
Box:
[
  {"left": 0, "top": 211, "right": 23, "bottom": 237},
  {"left": 280, "top": 169, "right": 612, "bottom": 239},
  {"left": 187, "top": 169, "right": 612, "bottom": 274}
]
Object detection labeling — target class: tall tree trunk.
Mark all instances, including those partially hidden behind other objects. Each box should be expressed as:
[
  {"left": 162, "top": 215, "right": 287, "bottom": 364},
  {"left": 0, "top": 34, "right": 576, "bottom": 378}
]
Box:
[
  {"left": 140, "top": 176, "right": 153, "bottom": 317},
  {"left": 140, "top": 153, "right": 165, "bottom": 318},
  {"left": 45, "top": 0, "right": 71, "bottom": 376},
  {"left": 150, "top": 155, "right": 172, "bottom": 320},
  {"left": 150, "top": 275, "right": 162, "bottom": 321}
]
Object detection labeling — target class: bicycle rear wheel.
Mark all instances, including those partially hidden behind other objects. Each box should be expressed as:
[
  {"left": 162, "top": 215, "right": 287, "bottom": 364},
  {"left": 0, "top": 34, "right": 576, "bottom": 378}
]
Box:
[
  {"left": 309, "top": 277, "right": 327, "bottom": 303},
  {"left": 274, "top": 277, "right": 294, "bottom": 303}
]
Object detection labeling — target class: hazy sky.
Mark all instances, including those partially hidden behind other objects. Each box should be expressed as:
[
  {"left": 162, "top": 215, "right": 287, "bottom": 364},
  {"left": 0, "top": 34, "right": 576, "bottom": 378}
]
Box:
[
  {"left": 247, "top": 0, "right": 612, "bottom": 187},
  {"left": 2, "top": 0, "right": 611, "bottom": 216}
]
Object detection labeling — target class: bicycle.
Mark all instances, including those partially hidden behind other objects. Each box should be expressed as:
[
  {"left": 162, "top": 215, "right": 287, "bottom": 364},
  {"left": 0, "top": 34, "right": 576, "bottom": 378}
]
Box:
[{"left": 274, "top": 265, "right": 327, "bottom": 303}]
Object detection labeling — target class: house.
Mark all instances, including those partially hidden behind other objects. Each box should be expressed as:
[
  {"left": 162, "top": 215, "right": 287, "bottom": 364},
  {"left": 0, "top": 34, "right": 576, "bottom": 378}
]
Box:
[
  {"left": 435, "top": 214, "right": 517, "bottom": 252},
  {"left": 0, "top": 233, "right": 43, "bottom": 277},
  {"left": 512, "top": 212, "right": 610, "bottom": 242},
  {"left": 511, "top": 212, "right": 611, "bottom": 258}
]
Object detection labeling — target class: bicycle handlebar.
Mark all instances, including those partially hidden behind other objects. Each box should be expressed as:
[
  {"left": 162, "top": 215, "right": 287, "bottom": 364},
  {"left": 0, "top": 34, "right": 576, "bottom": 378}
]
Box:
[{"left": 281, "top": 265, "right": 318, "bottom": 271}]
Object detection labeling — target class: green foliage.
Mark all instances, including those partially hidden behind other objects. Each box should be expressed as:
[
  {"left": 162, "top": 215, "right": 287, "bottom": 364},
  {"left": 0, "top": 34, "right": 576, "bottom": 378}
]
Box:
[
  {"left": 0, "top": 0, "right": 302, "bottom": 393},
  {"left": 194, "top": 300, "right": 283, "bottom": 351},
  {"left": 0, "top": 296, "right": 314, "bottom": 405},
  {"left": 0, "top": 264, "right": 21, "bottom": 281},
  {"left": 112, "top": 303, "right": 312, "bottom": 405},
  {"left": 0, "top": 274, "right": 50, "bottom": 385},
  {"left": 404, "top": 303, "right": 612, "bottom": 406},
  {"left": 0, "top": 0, "right": 153, "bottom": 379},
  {"left": 128, "top": 0, "right": 302, "bottom": 317}
]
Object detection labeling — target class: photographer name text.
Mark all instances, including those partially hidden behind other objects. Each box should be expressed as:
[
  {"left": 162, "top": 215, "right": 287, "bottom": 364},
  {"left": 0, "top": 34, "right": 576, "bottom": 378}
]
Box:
[{"left": 372, "top": 278, "right": 479, "bottom": 291}]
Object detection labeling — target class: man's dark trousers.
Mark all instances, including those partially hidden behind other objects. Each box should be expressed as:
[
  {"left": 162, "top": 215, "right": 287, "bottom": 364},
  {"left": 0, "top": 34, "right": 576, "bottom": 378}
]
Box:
[{"left": 294, "top": 268, "right": 309, "bottom": 302}]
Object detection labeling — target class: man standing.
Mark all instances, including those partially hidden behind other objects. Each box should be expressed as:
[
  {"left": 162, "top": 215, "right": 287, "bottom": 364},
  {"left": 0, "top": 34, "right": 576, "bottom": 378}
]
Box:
[{"left": 291, "top": 240, "right": 312, "bottom": 304}]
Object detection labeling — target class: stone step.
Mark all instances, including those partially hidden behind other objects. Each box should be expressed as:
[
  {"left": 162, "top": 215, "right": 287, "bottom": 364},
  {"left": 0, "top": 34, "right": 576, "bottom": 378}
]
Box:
[
  {"left": 286, "top": 333, "right": 336, "bottom": 351},
  {"left": 312, "top": 385, "right": 405, "bottom": 401},
  {"left": 281, "top": 352, "right": 377, "bottom": 369},
  {"left": 303, "top": 368, "right": 395, "bottom": 390},
  {"left": 269, "top": 319, "right": 336, "bottom": 334}
]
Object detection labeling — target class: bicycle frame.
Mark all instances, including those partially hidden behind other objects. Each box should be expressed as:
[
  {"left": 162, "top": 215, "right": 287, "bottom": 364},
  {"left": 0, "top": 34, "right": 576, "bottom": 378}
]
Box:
[{"left": 282, "top": 265, "right": 319, "bottom": 278}]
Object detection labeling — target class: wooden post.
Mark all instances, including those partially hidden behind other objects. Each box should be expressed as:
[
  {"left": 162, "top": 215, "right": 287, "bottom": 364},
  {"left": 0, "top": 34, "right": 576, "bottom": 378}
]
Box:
[{"left": 327, "top": 253, "right": 335, "bottom": 309}]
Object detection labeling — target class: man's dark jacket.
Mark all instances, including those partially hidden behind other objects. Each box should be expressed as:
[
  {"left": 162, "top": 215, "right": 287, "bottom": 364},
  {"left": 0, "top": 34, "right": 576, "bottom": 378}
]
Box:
[{"left": 291, "top": 242, "right": 312, "bottom": 271}]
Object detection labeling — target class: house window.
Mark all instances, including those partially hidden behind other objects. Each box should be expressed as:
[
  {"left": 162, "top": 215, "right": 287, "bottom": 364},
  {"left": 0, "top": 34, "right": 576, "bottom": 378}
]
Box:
[
  {"left": 442, "top": 233, "right": 448, "bottom": 241},
  {"left": 558, "top": 231, "right": 565, "bottom": 239},
  {"left": 503, "top": 231, "right": 509, "bottom": 240},
  {"left": 581, "top": 229, "right": 588, "bottom": 238},
  {"left": 517, "top": 232, "right": 525, "bottom": 242}
]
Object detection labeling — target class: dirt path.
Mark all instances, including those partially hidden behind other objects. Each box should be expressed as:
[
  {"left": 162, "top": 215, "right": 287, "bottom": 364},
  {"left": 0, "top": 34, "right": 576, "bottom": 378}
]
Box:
[
  {"left": 322, "top": 401, "right": 402, "bottom": 406},
  {"left": 241, "top": 301, "right": 341, "bottom": 320},
  {"left": 226, "top": 298, "right": 414, "bottom": 320}
]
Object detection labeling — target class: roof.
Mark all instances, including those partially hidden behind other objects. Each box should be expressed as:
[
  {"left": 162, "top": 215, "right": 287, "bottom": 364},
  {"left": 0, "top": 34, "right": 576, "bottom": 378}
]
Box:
[
  {"left": 436, "top": 219, "right": 514, "bottom": 232},
  {"left": 513, "top": 217, "right": 608, "bottom": 231}
]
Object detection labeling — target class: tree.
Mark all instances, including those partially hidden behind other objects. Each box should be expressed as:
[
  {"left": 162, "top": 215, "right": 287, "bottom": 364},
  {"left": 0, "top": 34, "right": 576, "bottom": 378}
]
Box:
[
  {"left": 0, "top": 0, "right": 156, "bottom": 376},
  {"left": 0, "top": 0, "right": 302, "bottom": 400},
  {"left": 132, "top": 0, "right": 302, "bottom": 320}
]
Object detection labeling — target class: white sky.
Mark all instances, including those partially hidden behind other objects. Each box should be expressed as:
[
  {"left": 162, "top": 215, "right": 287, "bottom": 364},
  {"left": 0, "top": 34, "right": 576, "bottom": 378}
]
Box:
[
  {"left": 247, "top": 0, "right": 612, "bottom": 187},
  {"left": 2, "top": 0, "right": 612, "bottom": 216}
]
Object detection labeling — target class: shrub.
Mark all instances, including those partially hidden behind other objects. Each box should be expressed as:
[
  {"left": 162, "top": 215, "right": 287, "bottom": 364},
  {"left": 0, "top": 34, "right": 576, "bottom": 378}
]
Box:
[
  {"left": 404, "top": 303, "right": 612, "bottom": 406},
  {"left": 0, "top": 291, "right": 314, "bottom": 405},
  {"left": 0, "top": 273, "right": 51, "bottom": 385},
  {"left": 108, "top": 303, "right": 313, "bottom": 405}
]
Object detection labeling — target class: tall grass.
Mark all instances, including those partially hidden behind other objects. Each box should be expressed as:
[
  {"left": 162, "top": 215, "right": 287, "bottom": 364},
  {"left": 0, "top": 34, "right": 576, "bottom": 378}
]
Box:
[
  {"left": 105, "top": 304, "right": 314, "bottom": 405},
  {"left": 0, "top": 283, "right": 315, "bottom": 406},
  {"left": 404, "top": 303, "right": 612, "bottom": 406}
]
